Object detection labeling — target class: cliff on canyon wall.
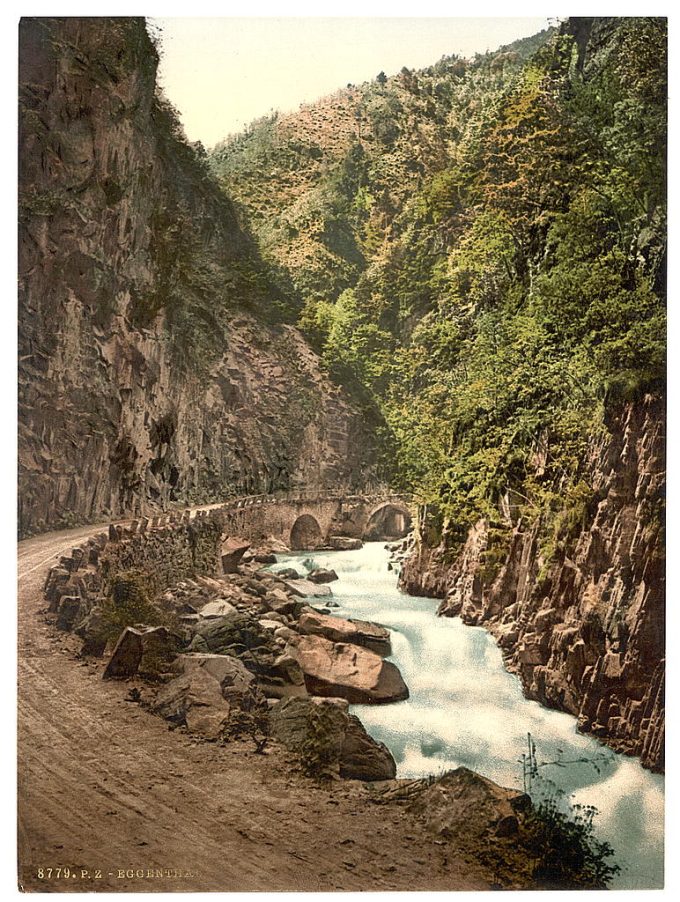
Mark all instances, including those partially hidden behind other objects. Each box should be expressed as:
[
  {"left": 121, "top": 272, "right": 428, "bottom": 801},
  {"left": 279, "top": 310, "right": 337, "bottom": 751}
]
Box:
[
  {"left": 401, "top": 395, "right": 665, "bottom": 772},
  {"left": 18, "top": 18, "right": 375, "bottom": 537}
]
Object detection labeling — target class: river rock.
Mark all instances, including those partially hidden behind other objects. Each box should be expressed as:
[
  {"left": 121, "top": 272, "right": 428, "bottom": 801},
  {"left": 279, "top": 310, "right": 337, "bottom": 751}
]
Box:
[
  {"left": 151, "top": 653, "right": 264, "bottom": 739},
  {"left": 293, "top": 634, "right": 409, "bottom": 704},
  {"left": 408, "top": 767, "right": 530, "bottom": 839},
  {"left": 269, "top": 696, "right": 396, "bottom": 780},
  {"left": 340, "top": 714, "right": 397, "bottom": 780},
  {"left": 298, "top": 611, "right": 391, "bottom": 656},
  {"left": 265, "top": 538, "right": 291, "bottom": 554},
  {"left": 221, "top": 539, "right": 251, "bottom": 574},
  {"left": 307, "top": 568, "right": 339, "bottom": 584},
  {"left": 274, "top": 568, "right": 301, "bottom": 580},
  {"left": 258, "top": 618, "right": 283, "bottom": 632},
  {"left": 284, "top": 579, "right": 333, "bottom": 599},
  {"left": 199, "top": 599, "right": 239, "bottom": 620},
  {"left": 327, "top": 536, "right": 363, "bottom": 551},
  {"left": 190, "top": 613, "right": 273, "bottom": 657},
  {"left": 189, "top": 613, "right": 307, "bottom": 699},
  {"left": 262, "top": 592, "right": 309, "bottom": 619}
]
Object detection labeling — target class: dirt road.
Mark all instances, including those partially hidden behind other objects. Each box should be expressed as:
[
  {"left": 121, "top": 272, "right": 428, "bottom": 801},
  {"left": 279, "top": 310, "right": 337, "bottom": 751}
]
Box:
[{"left": 17, "top": 521, "right": 500, "bottom": 893}]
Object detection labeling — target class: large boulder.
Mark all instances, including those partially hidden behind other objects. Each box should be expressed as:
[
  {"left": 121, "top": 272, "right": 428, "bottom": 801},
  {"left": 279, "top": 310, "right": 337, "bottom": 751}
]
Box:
[
  {"left": 269, "top": 696, "right": 396, "bottom": 781},
  {"left": 151, "top": 653, "right": 265, "bottom": 740},
  {"left": 199, "top": 599, "right": 239, "bottom": 620},
  {"left": 283, "top": 579, "right": 332, "bottom": 599},
  {"left": 274, "top": 567, "right": 301, "bottom": 581},
  {"left": 327, "top": 536, "right": 363, "bottom": 551},
  {"left": 408, "top": 768, "right": 531, "bottom": 839},
  {"left": 102, "top": 626, "right": 179, "bottom": 680},
  {"left": 189, "top": 612, "right": 258, "bottom": 655},
  {"left": 269, "top": 696, "right": 348, "bottom": 773},
  {"left": 293, "top": 635, "right": 408, "bottom": 704},
  {"left": 221, "top": 538, "right": 251, "bottom": 574},
  {"left": 340, "top": 715, "right": 396, "bottom": 781},
  {"left": 298, "top": 611, "right": 391, "bottom": 656},
  {"left": 258, "top": 652, "right": 308, "bottom": 701},
  {"left": 189, "top": 614, "right": 306, "bottom": 699},
  {"left": 307, "top": 568, "right": 339, "bottom": 584},
  {"left": 262, "top": 591, "right": 309, "bottom": 618}
]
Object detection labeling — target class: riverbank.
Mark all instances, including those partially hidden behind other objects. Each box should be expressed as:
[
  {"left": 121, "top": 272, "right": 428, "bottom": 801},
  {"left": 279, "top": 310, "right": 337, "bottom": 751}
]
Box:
[
  {"left": 17, "top": 523, "right": 532, "bottom": 892},
  {"left": 274, "top": 542, "right": 665, "bottom": 889}
]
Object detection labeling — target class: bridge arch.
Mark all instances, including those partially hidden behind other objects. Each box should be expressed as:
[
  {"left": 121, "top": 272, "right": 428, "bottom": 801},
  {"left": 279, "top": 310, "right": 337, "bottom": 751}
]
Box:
[
  {"left": 363, "top": 501, "right": 412, "bottom": 541},
  {"left": 290, "top": 513, "right": 324, "bottom": 551}
]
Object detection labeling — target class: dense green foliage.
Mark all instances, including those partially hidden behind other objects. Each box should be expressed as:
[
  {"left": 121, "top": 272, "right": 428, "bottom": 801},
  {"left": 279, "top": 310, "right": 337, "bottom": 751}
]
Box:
[
  {"left": 211, "top": 19, "right": 666, "bottom": 551},
  {"left": 210, "top": 31, "right": 548, "bottom": 328}
]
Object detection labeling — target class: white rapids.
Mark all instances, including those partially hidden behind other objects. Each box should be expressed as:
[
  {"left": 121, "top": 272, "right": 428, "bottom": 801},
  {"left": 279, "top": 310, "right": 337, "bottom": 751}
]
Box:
[{"left": 272, "top": 541, "right": 664, "bottom": 889}]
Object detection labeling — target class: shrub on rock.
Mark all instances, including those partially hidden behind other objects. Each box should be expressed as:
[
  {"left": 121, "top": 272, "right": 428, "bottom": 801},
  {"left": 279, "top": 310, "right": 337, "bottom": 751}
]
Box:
[{"left": 269, "top": 696, "right": 396, "bottom": 780}]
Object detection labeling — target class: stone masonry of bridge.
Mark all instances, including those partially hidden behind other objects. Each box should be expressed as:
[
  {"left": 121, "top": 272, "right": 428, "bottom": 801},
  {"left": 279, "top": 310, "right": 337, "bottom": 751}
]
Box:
[{"left": 218, "top": 492, "right": 412, "bottom": 550}]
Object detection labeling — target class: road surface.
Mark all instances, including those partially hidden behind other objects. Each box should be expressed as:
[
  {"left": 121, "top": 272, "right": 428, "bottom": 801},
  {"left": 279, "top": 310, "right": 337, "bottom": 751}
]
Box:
[{"left": 17, "top": 518, "right": 494, "bottom": 892}]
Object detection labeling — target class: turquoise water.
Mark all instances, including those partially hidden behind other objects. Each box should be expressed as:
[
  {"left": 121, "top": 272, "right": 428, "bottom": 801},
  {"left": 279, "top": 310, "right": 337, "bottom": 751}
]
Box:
[{"left": 272, "top": 542, "right": 664, "bottom": 889}]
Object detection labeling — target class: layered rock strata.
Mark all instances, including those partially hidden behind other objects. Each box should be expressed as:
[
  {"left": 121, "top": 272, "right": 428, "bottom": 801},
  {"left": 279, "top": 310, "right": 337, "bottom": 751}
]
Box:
[{"left": 401, "top": 396, "right": 665, "bottom": 772}]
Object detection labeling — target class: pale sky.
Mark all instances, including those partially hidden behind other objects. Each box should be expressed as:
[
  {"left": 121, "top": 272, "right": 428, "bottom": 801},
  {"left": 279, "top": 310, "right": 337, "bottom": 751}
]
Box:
[{"left": 153, "top": 17, "right": 550, "bottom": 149}]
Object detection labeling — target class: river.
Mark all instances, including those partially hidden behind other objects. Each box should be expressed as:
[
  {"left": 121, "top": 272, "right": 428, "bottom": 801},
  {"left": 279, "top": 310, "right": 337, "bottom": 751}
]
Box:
[{"left": 272, "top": 541, "right": 664, "bottom": 889}]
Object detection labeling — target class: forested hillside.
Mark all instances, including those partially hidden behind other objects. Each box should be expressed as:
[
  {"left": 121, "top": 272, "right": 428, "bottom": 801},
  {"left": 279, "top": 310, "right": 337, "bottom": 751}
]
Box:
[
  {"left": 211, "top": 18, "right": 666, "bottom": 556},
  {"left": 210, "top": 28, "right": 551, "bottom": 335}
]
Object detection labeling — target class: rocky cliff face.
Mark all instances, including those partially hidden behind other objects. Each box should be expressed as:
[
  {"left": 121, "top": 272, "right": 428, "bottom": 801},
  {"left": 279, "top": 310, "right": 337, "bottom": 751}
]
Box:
[
  {"left": 401, "top": 396, "right": 665, "bottom": 772},
  {"left": 19, "top": 17, "right": 375, "bottom": 536}
]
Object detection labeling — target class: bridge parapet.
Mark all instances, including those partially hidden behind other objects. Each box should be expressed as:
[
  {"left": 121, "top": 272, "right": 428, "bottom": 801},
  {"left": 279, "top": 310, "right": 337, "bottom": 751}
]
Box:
[{"left": 215, "top": 490, "right": 412, "bottom": 513}]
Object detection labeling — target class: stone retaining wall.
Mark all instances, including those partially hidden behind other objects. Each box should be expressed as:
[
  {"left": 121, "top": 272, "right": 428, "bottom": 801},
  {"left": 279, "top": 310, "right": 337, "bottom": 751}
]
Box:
[{"left": 43, "top": 510, "right": 227, "bottom": 628}]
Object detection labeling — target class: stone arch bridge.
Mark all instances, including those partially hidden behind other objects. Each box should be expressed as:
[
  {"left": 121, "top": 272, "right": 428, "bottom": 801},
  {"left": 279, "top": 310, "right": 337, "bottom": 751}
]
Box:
[{"left": 215, "top": 491, "right": 412, "bottom": 551}]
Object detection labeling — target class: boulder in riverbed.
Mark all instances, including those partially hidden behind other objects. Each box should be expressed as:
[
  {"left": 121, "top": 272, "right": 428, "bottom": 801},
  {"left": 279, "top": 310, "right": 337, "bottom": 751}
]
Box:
[
  {"left": 293, "top": 634, "right": 408, "bottom": 704},
  {"left": 307, "top": 568, "right": 339, "bottom": 584},
  {"left": 327, "top": 536, "right": 363, "bottom": 551},
  {"left": 273, "top": 567, "right": 301, "bottom": 580},
  {"left": 284, "top": 579, "right": 332, "bottom": 599},
  {"left": 298, "top": 611, "right": 391, "bottom": 656},
  {"left": 269, "top": 696, "right": 396, "bottom": 780}
]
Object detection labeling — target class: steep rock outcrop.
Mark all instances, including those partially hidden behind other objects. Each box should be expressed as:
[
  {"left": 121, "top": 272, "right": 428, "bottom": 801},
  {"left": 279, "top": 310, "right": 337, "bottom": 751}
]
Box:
[
  {"left": 18, "top": 17, "right": 374, "bottom": 536},
  {"left": 401, "top": 396, "right": 665, "bottom": 771}
]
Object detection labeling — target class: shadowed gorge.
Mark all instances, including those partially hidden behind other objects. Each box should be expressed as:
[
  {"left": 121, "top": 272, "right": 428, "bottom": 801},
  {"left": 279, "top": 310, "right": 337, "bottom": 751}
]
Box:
[
  {"left": 18, "top": 17, "right": 379, "bottom": 538},
  {"left": 18, "top": 14, "right": 665, "bottom": 893}
]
